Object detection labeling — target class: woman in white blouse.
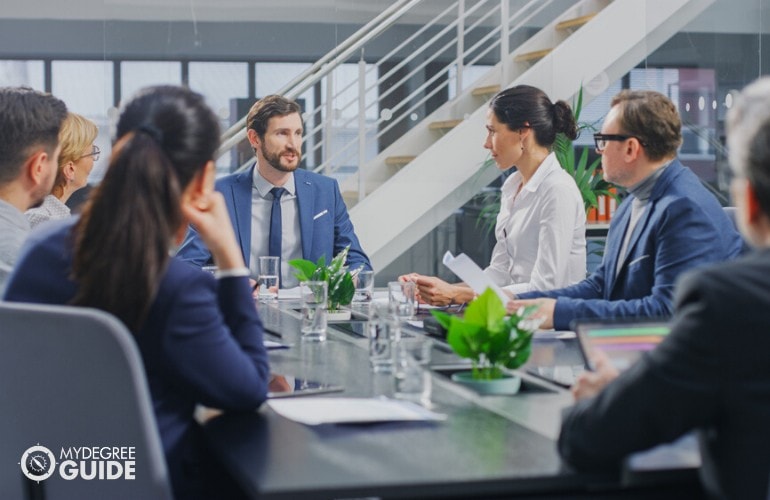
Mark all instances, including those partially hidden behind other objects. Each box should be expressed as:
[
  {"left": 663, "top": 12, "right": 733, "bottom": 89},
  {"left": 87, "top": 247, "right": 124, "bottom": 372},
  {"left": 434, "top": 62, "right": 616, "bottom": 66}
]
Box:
[
  {"left": 26, "top": 112, "right": 98, "bottom": 227},
  {"left": 401, "top": 85, "right": 586, "bottom": 305}
]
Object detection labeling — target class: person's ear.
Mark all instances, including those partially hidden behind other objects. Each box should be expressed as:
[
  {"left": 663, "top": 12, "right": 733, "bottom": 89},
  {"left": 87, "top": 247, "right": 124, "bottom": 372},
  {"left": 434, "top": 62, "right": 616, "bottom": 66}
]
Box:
[
  {"left": 247, "top": 129, "right": 261, "bottom": 153},
  {"left": 63, "top": 161, "right": 76, "bottom": 182},
  {"left": 25, "top": 150, "right": 50, "bottom": 185},
  {"left": 183, "top": 161, "right": 216, "bottom": 210}
]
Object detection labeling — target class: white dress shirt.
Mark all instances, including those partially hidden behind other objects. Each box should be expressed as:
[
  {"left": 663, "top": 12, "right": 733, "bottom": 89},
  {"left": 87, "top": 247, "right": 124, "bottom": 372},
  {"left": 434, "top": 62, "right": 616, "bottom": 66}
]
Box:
[
  {"left": 483, "top": 153, "right": 586, "bottom": 295},
  {"left": 251, "top": 168, "right": 302, "bottom": 288}
]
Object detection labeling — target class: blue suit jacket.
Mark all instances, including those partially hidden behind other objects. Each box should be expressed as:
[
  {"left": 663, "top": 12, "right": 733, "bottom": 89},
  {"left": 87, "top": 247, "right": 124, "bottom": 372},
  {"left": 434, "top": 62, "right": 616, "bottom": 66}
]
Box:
[
  {"left": 4, "top": 220, "right": 270, "bottom": 499},
  {"left": 519, "top": 159, "right": 745, "bottom": 330},
  {"left": 177, "top": 166, "right": 372, "bottom": 273}
]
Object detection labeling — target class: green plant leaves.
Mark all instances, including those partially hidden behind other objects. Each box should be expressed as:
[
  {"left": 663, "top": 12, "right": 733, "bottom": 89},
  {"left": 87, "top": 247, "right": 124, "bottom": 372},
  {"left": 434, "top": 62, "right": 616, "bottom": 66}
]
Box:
[
  {"left": 431, "top": 288, "right": 538, "bottom": 380},
  {"left": 288, "top": 246, "right": 355, "bottom": 310}
]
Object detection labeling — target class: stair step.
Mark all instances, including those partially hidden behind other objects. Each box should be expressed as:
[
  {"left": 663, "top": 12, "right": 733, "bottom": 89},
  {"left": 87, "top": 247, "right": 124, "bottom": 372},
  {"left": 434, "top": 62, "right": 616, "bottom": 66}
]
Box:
[
  {"left": 471, "top": 84, "right": 501, "bottom": 97},
  {"left": 428, "top": 119, "right": 463, "bottom": 131},
  {"left": 385, "top": 155, "right": 416, "bottom": 167},
  {"left": 556, "top": 13, "right": 596, "bottom": 31},
  {"left": 514, "top": 48, "right": 552, "bottom": 63}
]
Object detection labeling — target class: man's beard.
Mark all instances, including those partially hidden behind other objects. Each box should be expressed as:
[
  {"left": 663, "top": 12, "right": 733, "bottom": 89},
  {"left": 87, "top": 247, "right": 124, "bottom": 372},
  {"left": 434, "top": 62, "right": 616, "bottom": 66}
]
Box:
[{"left": 261, "top": 143, "right": 301, "bottom": 173}]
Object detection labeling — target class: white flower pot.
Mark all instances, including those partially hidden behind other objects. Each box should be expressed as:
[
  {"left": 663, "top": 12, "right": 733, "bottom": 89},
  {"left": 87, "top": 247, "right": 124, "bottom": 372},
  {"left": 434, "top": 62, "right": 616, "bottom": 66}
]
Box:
[{"left": 450, "top": 371, "right": 522, "bottom": 395}]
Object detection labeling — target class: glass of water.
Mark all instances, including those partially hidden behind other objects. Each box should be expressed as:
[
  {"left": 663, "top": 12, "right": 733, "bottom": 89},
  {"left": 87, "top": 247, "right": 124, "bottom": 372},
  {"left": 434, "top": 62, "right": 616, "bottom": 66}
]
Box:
[
  {"left": 257, "top": 256, "right": 280, "bottom": 301},
  {"left": 300, "top": 281, "right": 327, "bottom": 342},
  {"left": 388, "top": 281, "right": 416, "bottom": 321}
]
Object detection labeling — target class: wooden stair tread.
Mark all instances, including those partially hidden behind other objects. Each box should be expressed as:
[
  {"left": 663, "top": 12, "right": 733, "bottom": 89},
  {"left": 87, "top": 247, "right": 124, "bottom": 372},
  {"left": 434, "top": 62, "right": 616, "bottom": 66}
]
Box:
[
  {"left": 471, "top": 84, "right": 501, "bottom": 97},
  {"left": 385, "top": 155, "right": 416, "bottom": 166},
  {"left": 428, "top": 119, "right": 463, "bottom": 130},
  {"left": 514, "top": 48, "right": 552, "bottom": 62},
  {"left": 556, "top": 13, "right": 596, "bottom": 30}
]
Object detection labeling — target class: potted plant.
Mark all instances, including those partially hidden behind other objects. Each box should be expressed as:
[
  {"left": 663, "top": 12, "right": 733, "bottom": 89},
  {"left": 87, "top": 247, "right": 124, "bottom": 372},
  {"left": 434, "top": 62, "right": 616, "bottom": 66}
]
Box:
[
  {"left": 289, "top": 246, "right": 356, "bottom": 321},
  {"left": 430, "top": 288, "right": 540, "bottom": 395},
  {"left": 553, "top": 86, "right": 618, "bottom": 212}
]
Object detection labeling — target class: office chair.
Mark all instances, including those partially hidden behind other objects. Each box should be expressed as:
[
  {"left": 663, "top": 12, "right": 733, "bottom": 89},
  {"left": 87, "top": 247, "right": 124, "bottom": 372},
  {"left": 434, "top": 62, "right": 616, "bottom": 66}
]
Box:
[{"left": 0, "top": 302, "right": 173, "bottom": 500}]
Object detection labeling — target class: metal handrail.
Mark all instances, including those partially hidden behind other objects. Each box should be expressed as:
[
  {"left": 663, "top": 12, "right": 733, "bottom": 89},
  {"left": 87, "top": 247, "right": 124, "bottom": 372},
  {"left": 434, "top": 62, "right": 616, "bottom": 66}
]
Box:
[
  {"left": 222, "top": 0, "right": 578, "bottom": 185},
  {"left": 216, "top": 0, "right": 421, "bottom": 159}
]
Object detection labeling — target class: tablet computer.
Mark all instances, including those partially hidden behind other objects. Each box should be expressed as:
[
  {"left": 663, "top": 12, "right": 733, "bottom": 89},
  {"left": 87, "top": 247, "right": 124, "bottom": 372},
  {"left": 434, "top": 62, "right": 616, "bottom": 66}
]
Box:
[
  {"left": 573, "top": 320, "right": 671, "bottom": 372},
  {"left": 267, "top": 375, "right": 344, "bottom": 398}
]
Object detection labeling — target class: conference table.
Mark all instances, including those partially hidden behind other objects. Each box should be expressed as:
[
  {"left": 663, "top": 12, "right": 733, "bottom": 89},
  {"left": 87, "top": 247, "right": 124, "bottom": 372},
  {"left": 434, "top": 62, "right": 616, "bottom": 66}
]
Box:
[{"left": 201, "top": 297, "right": 702, "bottom": 499}]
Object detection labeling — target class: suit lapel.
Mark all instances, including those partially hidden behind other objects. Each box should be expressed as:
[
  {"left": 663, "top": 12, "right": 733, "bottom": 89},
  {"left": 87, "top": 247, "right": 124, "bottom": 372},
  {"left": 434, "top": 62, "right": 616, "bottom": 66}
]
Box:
[
  {"left": 294, "top": 170, "right": 314, "bottom": 259},
  {"left": 230, "top": 167, "right": 254, "bottom": 266},
  {"left": 604, "top": 199, "right": 631, "bottom": 293}
]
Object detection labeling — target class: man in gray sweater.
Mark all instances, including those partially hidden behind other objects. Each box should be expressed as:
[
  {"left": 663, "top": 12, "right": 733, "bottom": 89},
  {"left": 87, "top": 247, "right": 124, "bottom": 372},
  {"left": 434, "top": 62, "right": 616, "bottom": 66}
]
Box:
[{"left": 0, "top": 87, "right": 67, "bottom": 294}]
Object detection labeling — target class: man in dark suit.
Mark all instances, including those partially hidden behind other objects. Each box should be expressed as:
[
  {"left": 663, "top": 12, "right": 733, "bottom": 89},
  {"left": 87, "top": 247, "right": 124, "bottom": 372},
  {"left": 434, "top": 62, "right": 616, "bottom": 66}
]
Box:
[
  {"left": 177, "top": 95, "right": 371, "bottom": 287},
  {"left": 558, "top": 77, "right": 770, "bottom": 499},
  {"left": 511, "top": 90, "right": 744, "bottom": 330}
]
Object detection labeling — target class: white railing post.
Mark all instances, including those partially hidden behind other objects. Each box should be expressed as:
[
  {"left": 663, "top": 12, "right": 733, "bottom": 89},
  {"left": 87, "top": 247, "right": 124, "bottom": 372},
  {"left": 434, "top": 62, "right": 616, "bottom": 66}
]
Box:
[
  {"left": 500, "top": 0, "right": 510, "bottom": 85},
  {"left": 324, "top": 68, "right": 334, "bottom": 176},
  {"left": 456, "top": 0, "right": 465, "bottom": 96},
  {"left": 358, "top": 50, "right": 367, "bottom": 202}
]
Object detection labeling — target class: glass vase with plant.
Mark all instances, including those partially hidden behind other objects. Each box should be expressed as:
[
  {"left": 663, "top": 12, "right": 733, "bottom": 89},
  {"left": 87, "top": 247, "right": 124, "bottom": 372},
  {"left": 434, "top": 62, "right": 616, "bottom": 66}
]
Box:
[
  {"left": 289, "top": 246, "right": 355, "bottom": 314},
  {"left": 430, "top": 289, "right": 540, "bottom": 391}
]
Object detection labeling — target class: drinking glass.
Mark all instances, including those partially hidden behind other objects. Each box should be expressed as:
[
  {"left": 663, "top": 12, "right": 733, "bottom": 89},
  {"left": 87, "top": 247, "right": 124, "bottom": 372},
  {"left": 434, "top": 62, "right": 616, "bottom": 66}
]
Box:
[
  {"left": 352, "top": 269, "right": 375, "bottom": 303},
  {"left": 300, "top": 281, "right": 327, "bottom": 342},
  {"left": 257, "top": 256, "right": 280, "bottom": 301},
  {"left": 388, "top": 281, "right": 416, "bottom": 321}
]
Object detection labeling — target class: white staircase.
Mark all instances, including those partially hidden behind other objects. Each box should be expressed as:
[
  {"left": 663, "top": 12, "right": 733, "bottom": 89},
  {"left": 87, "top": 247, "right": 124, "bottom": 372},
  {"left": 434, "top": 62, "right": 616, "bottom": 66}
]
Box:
[{"left": 347, "top": 0, "right": 715, "bottom": 271}]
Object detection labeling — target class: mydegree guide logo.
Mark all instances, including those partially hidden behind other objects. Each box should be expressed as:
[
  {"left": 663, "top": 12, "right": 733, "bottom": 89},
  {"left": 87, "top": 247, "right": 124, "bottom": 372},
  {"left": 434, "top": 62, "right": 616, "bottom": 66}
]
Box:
[{"left": 20, "top": 444, "right": 136, "bottom": 482}]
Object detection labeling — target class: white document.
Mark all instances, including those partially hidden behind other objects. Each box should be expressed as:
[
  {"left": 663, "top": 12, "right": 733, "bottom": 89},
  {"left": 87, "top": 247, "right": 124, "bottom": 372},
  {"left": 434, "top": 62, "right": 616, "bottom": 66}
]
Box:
[
  {"left": 277, "top": 286, "right": 301, "bottom": 300},
  {"left": 267, "top": 397, "right": 447, "bottom": 425},
  {"left": 264, "top": 339, "right": 290, "bottom": 350},
  {"left": 441, "top": 251, "right": 509, "bottom": 304}
]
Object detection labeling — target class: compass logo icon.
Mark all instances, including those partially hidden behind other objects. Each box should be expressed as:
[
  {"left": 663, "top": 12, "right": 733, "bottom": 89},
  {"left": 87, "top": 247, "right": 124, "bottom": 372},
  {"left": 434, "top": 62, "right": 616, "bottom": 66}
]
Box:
[{"left": 20, "top": 445, "right": 56, "bottom": 482}]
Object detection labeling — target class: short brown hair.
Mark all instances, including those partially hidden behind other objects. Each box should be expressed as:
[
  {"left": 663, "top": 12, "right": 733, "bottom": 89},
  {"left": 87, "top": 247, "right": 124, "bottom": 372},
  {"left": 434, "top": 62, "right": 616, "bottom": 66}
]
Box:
[
  {"left": 246, "top": 95, "right": 302, "bottom": 138},
  {"left": 611, "top": 90, "right": 682, "bottom": 162}
]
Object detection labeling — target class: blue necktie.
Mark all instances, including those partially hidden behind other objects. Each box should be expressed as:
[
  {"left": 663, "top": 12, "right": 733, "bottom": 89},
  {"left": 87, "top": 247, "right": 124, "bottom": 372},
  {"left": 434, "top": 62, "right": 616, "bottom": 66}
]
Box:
[{"left": 269, "top": 187, "right": 287, "bottom": 280}]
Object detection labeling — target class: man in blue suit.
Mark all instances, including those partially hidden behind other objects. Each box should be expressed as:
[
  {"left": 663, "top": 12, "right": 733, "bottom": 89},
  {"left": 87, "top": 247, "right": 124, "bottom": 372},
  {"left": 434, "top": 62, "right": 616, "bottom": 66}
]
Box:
[
  {"left": 177, "top": 95, "right": 371, "bottom": 287},
  {"left": 511, "top": 90, "right": 744, "bottom": 330}
]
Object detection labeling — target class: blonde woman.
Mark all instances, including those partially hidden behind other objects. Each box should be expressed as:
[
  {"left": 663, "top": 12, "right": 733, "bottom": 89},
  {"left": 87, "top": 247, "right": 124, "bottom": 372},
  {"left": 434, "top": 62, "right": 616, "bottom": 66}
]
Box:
[{"left": 26, "top": 112, "right": 98, "bottom": 227}]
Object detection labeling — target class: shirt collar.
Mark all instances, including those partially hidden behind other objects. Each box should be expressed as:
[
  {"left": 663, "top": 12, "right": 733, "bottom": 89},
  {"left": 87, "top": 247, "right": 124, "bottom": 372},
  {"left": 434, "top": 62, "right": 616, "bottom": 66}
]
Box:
[
  {"left": 522, "top": 153, "right": 560, "bottom": 193},
  {"left": 252, "top": 166, "right": 296, "bottom": 198}
]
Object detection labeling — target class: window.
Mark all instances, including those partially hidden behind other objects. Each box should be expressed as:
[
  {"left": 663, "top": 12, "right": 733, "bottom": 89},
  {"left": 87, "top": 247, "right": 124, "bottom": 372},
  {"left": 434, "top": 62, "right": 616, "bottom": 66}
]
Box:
[
  {"left": 52, "top": 61, "right": 114, "bottom": 183},
  {"left": 0, "top": 60, "right": 44, "bottom": 90},
  {"left": 121, "top": 61, "right": 182, "bottom": 104}
]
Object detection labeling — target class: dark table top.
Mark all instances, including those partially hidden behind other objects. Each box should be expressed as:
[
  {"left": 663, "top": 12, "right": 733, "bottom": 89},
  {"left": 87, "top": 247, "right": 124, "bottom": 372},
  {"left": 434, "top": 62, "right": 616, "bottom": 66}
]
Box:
[{"left": 202, "top": 299, "right": 701, "bottom": 499}]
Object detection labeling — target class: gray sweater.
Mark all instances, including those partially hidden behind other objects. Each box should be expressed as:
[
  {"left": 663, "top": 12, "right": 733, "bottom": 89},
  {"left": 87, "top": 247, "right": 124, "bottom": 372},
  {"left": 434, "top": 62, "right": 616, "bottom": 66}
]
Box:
[{"left": 0, "top": 199, "right": 30, "bottom": 296}]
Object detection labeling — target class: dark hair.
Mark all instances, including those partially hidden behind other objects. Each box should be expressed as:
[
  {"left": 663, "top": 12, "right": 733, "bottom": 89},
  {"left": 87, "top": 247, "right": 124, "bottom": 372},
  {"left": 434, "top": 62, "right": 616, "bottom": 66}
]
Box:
[
  {"left": 611, "top": 90, "right": 682, "bottom": 162},
  {"left": 0, "top": 86, "right": 67, "bottom": 184},
  {"left": 71, "top": 85, "right": 220, "bottom": 331},
  {"left": 246, "top": 94, "right": 302, "bottom": 138},
  {"left": 489, "top": 85, "right": 577, "bottom": 147}
]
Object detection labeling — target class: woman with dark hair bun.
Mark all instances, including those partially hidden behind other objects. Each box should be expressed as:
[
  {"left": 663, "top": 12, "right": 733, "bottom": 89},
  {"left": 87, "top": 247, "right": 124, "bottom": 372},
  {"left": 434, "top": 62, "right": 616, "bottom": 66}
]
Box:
[
  {"left": 4, "top": 85, "right": 270, "bottom": 499},
  {"left": 401, "top": 85, "right": 586, "bottom": 306}
]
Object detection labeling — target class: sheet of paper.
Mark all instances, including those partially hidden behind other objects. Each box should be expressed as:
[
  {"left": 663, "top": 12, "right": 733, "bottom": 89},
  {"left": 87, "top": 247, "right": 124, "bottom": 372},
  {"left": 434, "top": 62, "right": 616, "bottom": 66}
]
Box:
[
  {"left": 267, "top": 397, "right": 447, "bottom": 425},
  {"left": 534, "top": 330, "right": 576, "bottom": 340},
  {"left": 264, "top": 339, "right": 290, "bottom": 350},
  {"left": 278, "top": 286, "right": 301, "bottom": 300},
  {"left": 441, "top": 251, "right": 509, "bottom": 304}
]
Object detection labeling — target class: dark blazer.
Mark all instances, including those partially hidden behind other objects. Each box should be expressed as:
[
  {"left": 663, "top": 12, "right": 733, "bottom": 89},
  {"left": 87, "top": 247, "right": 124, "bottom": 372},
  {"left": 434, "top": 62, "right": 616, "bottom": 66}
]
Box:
[
  {"left": 558, "top": 248, "right": 770, "bottom": 499},
  {"left": 177, "top": 166, "right": 372, "bottom": 272},
  {"left": 3, "top": 220, "right": 270, "bottom": 499},
  {"left": 518, "top": 160, "right": 744, "bottom": 329}
]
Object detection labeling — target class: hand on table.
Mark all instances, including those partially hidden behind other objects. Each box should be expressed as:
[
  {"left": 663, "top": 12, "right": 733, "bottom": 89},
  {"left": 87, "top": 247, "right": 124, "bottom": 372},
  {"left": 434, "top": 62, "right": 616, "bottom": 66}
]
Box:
[
  {"left": 506, "top": 298, "right": 556, "bottom": 329},
  {"left": 571, "top": 350, "right": 619, "bottom": 401}
]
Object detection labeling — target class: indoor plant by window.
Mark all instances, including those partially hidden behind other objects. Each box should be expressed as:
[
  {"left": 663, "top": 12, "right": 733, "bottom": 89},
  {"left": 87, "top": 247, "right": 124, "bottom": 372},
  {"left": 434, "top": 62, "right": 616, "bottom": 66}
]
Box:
[
  {"left": 289, "top": 246, "right": 356, "bottom": 320},
  {"left": 431, "top": 288, "right": 540, "bottom": 395}
]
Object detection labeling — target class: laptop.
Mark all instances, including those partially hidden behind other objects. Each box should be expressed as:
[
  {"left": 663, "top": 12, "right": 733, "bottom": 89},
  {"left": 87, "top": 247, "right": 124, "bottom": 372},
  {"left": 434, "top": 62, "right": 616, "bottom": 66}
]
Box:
[{"left": 573, "top": 319, "right": 671, "bottom": 372}]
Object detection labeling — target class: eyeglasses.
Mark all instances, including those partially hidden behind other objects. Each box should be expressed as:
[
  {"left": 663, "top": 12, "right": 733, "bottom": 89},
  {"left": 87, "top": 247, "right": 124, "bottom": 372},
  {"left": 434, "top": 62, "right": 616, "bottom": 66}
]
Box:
[
  {"left": 593, "top": 133, "right": 647, "bottom": 152},
  {"left": 79, "top": 145, "right": 100, "bottom": 162}
]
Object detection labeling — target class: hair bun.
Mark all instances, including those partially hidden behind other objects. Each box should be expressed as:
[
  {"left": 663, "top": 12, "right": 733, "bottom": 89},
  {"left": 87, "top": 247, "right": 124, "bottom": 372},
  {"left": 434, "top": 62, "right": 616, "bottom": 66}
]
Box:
[{"left": 137, "top": 123, "right": 164, "bottom": 144}]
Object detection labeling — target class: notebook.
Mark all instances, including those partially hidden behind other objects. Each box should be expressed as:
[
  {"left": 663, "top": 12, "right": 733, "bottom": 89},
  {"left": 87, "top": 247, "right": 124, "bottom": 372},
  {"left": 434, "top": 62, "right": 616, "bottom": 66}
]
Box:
[{"left": 573, "top": 319, "right": 671, "bottom": 372}]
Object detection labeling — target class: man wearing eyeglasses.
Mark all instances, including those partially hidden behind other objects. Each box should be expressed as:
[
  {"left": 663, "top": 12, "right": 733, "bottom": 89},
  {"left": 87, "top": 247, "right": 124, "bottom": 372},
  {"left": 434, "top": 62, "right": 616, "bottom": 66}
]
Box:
[
  {"left": 0, "top": 87, "right": 67, "bottom": 294},
  {"left": 510, "top": 90, "right": 744, "bottom": 330}
]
